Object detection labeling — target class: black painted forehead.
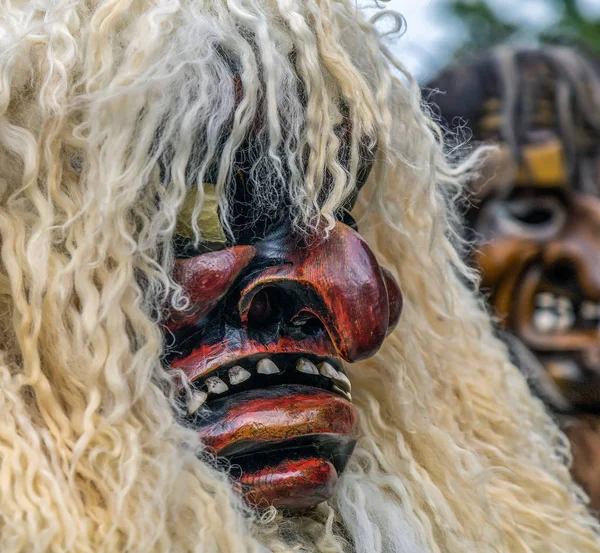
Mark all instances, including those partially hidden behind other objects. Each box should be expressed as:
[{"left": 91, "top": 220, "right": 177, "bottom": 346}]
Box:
[
  {"left": 425, "top": 53, "right": 498, "bottom": 137},
  {"left": 223, "top": 118, "right": 375, "bottom": 242},
  {"left": 427, "top": 47, "right": 600, "bottom": 198},
  {"left": 157, "top": 42, "right": 379, "bottom": 244},
  {"left": 159, "top": 120, "right": 375, "bottom": 241},
  {"left": 159, "top": 92, "right": 376, "bottom": 244}
]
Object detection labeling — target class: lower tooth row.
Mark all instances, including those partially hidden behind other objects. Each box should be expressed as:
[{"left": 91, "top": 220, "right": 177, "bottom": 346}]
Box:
[{"left": 187, "top": 358, "right": 353, "bottom": 413}]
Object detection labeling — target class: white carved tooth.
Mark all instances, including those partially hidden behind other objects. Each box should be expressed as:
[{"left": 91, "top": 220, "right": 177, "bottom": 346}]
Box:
[
  {"left": 581, "top": 301, "right": 598, "bottom": 320},
  {"left": 535, "top": 292, "right": 556, "bottom": 308},
  {"left": 556, "top": 311, "right": 575, "bottom": 332},
  {"left": 332, "top": 385, "right": 352, "bottom": 401},
  {"left": 332, "top": 370, "right": 352, "bottom": 392},
  {"left": 318, "top": 361, "right": 338, "bottom": 379},
  {"left": 533, "top": 309, "right": 558, "bottom": 333},
  {"left": 206, "top": 376, "right": 228, "bottom": 394},
  {"left": 228, "top": 366, "right": 251, "bottom": 385},
  {"left": 296, "top": 358, "right": 319, "bottom": 375},
  {"left": 257, "top": 358, "right": 280, "bottom": 375},
  {"left": 556, "top": 296, "right": 574, "bottom": 314},
  {"left": 187, "top": 391, "right": 208, "bottom": 414},
  {"left": 554, "top": 296, "right": 574, "bottom": 332}
]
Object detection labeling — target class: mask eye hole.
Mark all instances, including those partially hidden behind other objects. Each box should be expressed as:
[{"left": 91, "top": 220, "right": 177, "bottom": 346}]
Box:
[
  {"left": 500, "top": 194, "right": 567, "bottom": 236},
  {"left": 506, "top": 199, "right": 556, "bottom": 226}
]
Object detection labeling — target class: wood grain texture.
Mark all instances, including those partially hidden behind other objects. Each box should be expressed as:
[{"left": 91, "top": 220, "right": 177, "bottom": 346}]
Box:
[
  {"left": 196, "top": 386, "right": 357, "bottom": 456},
  {"left": 237, "top": 457, "right": 338, "bottom": 510},
  {"left": 469, "top": 137, "right": 600, "bottom": 510},
  {"left": 167, "top": 246, "right": 256, "bottom": 331},
  {"left": 168, "top": 222, "right": 402, "bottom": 384},
  {"left": 565, "top": 416, "right": 600, "bottom": 512}
]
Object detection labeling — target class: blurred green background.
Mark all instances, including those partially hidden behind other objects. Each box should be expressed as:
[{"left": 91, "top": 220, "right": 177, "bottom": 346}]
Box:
[
  {"left": 361, "top": 0, "right": 600, "bottom": 82},
  {"left": 447, "top": 0, "right": 600, "bottom": 55}
]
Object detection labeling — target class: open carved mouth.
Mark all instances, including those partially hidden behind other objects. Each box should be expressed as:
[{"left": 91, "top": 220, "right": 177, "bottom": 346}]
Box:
[
  {"left": 181, "top": 353, "right": 357, "bottom": 509},
  {"left": 512, "top": 260, "right": 600, "bottom": 411},
  {"left": 530, "top": 292, "right": 600, "bottom": 335},
  {"left": 516, "top": 261, "right": 600, "bottom": 346},
  {"left": 185, "top": 354, "right": 352, "bottom": 412}
]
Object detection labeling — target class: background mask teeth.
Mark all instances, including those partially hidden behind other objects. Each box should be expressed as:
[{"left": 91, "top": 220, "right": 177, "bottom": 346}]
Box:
[
  {"left": 535, "top": 293, "right": 556, "bottom": 308},
  {"left": 533, "top": 309, "right": 558, "bottom": 333},
  {"left": 581, "top": 301, "right": 600, "bottom": 320}
]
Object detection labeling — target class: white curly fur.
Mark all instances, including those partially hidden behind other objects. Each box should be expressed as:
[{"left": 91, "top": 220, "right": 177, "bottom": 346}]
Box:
[{"left": 0, "top": 1, "right": 598, "bottom": 552}]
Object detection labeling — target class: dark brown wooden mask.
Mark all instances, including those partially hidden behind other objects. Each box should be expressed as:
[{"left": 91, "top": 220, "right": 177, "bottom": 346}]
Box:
[
  {"left": 160, "top": 70, "right": 401, "bottom": 509},
  {"left": 427, "top": 47, "right": 600, "bottom": 510}
]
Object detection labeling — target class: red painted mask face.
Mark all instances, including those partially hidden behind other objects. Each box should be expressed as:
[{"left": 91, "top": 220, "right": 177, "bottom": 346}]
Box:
[{"left": 162, "top": 119, "right": 402, "bottom": 509}]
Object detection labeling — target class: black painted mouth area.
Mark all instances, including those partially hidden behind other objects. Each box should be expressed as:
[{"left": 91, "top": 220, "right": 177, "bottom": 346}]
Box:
[
  {"left": 226, "top": 434, "right": 357, "bottom": 477},
  {"left": 183, "top": 353, "right": 350, "bottom": 409},
  {"left": 517, "top": 257, "right": 600, "bottom": 338}
]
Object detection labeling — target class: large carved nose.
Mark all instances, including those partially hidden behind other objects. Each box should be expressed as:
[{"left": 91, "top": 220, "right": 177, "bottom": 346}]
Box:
[{"left": 239, "top": 223, "right": 402, "bottom": 362}]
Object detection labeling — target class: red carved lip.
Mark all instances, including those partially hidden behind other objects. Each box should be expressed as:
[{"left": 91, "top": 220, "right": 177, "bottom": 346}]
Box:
[
  {"left": 234, "top": 454, "right": 342, "bottom": 509},
  {"left": 196, "top": 384, "right": 357, "bottom": 456},
  {"left": 182, "top": 355, "right": 356, "bottom": 510},
  {"left": 170, "top": 338, "right": 339, "bottom": 387}
]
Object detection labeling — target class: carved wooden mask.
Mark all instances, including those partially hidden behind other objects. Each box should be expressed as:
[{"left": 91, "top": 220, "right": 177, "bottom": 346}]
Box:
[
  {"left": 161, "top": 82, "right": 402, "bottom": 510},
  {"left": 428, "top": 47, "right": 600, "bottom": 509}
]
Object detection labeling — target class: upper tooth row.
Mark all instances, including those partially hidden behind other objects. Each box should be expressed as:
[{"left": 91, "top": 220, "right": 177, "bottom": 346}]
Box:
[
  {"left": 187, "top": 358, "right": 351, "bottom": 413},
  {"left": 536, "top": 293, "right": 571, "bottom": 310},
  {"left": 535, "top": 293, "right": 600, "bottom": 319},
  {"left": 581, "top": 301, "right": 600, "bottom": 319},
  {"left": 533, "top": 294, "right": 600, "bottom": 334}
]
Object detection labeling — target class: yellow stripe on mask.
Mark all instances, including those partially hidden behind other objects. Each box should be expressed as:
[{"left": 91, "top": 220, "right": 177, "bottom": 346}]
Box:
[
  {"left": 176, "top": 185, "right": 227, "bottom": 242},
  {"left": 515, "top": 140, "right": 567, "bottom": 188}
]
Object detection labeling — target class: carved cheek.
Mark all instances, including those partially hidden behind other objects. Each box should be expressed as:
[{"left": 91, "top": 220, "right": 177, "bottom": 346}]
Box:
[{"left": 167, "top": 246, "right": 256, "bottom": 330}]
